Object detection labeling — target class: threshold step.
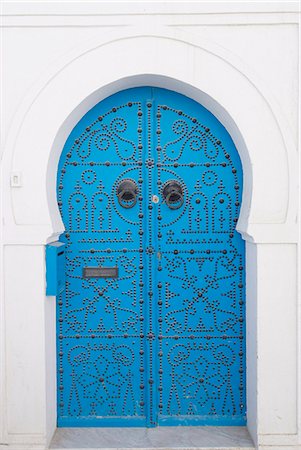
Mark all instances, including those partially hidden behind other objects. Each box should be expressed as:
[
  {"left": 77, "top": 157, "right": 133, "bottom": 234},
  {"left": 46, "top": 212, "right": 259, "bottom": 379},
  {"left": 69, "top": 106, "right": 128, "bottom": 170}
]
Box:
[{"left": 50, "top": 426, "right": 255, "bottom": 449}]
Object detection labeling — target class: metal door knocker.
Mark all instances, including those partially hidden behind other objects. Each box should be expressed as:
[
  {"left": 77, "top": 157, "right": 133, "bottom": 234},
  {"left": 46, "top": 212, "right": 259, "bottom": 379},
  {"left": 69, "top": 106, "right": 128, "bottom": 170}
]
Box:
[
  {"left": 117, "top": 179, "right": 138, "bottom": 208},
  {"left": 162, "top": 180, "right": 184, "bottom": 210}
]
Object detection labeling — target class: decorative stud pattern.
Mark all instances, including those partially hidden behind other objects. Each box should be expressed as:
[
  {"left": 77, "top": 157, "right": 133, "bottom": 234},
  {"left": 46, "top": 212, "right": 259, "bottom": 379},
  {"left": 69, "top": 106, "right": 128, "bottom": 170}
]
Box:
[
  {"left": 57, "top": 87, "right": 245, "bottom": 428},
  {"left": 155, "top": 91, "right": 245, "bottom": 426}
]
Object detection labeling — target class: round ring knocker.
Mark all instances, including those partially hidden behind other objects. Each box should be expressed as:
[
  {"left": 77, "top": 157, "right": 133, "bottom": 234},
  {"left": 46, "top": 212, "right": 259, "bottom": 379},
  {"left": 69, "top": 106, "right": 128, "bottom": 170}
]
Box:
[
  {"left": 117, "top": 179, "right": 138, "bottom": 209},
  {"left": 162, "top": 180, "right": 184, "bottom": 210}
]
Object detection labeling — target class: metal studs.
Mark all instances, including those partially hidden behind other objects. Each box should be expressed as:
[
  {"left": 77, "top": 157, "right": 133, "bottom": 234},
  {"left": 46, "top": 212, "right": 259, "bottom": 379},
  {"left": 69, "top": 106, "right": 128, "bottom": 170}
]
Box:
[{"left": 57, "top": 91, "right": 245, "bottom": 424}]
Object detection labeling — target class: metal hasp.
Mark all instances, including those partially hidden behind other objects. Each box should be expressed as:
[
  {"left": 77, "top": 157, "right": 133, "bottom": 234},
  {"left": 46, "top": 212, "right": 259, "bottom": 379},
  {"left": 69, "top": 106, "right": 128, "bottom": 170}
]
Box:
[
  {"left": 56, "top": 87, "right": 245, "bottom": 428},
  {"left": 45, "top": 241, "right": 66, "bottom": 296}
]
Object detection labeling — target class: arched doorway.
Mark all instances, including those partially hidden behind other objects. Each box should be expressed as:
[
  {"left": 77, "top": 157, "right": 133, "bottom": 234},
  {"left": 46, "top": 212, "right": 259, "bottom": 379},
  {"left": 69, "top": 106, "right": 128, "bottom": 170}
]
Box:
[{"left": 56, "top": 87, "right": 245, "bottom": 427}]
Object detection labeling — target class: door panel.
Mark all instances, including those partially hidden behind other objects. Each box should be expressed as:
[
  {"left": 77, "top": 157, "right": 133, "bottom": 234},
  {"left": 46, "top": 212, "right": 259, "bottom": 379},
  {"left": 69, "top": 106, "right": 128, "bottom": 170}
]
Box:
[
  {"left": 57, "top": 89, "right": 148, "bottom": 426},
  {"left": 57, "top": 87, "right": 245, "bottom": 427}
]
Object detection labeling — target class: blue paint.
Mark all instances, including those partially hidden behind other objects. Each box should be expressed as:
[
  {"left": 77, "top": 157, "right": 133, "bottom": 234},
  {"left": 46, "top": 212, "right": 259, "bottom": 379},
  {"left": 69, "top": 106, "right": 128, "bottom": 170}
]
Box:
[
  {"left": 46, "top": 241, "right": 66, "bottom": 296},
  {"left": 57, "top": 87, "right": 246, "bottom": 427}
]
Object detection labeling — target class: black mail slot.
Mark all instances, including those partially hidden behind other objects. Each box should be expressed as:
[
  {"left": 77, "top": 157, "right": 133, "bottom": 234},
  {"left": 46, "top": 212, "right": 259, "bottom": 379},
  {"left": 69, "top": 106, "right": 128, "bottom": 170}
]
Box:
[{"left": 83, "top": 266, "right": 118, "bottom": 279}]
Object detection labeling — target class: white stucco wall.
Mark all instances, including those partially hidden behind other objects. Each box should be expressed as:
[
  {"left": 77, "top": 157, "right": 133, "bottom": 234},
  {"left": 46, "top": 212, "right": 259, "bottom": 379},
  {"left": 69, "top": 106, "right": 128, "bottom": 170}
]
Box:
[{"left": 0, "top": 2, "right": 299, "bottom": 450}]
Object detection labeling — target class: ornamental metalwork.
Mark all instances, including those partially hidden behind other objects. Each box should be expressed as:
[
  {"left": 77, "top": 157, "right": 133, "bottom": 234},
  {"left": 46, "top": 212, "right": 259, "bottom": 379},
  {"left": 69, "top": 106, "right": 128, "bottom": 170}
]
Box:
[{"left": 57, "top": 87, "right": 245, "bottom": 427}]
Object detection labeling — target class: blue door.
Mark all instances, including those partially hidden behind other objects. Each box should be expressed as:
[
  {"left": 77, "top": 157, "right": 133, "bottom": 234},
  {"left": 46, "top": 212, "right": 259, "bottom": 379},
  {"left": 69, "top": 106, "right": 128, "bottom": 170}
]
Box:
[{"left": 57, "top": 87, "right": 245, "bottom": 427}]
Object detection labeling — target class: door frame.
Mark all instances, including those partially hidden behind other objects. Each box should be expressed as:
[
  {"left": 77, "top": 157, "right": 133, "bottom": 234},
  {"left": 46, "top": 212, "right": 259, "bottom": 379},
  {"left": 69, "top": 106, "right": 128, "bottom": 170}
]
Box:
[{"left": 0, "top": 28, "right": 298, "bottom": 449}]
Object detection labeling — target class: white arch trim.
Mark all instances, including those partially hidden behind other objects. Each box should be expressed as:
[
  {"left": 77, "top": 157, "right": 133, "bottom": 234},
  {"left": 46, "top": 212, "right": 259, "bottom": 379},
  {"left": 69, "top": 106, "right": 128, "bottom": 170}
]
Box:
[{"left": 1, "top": 27, "right": 298, "bottom": 244}]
